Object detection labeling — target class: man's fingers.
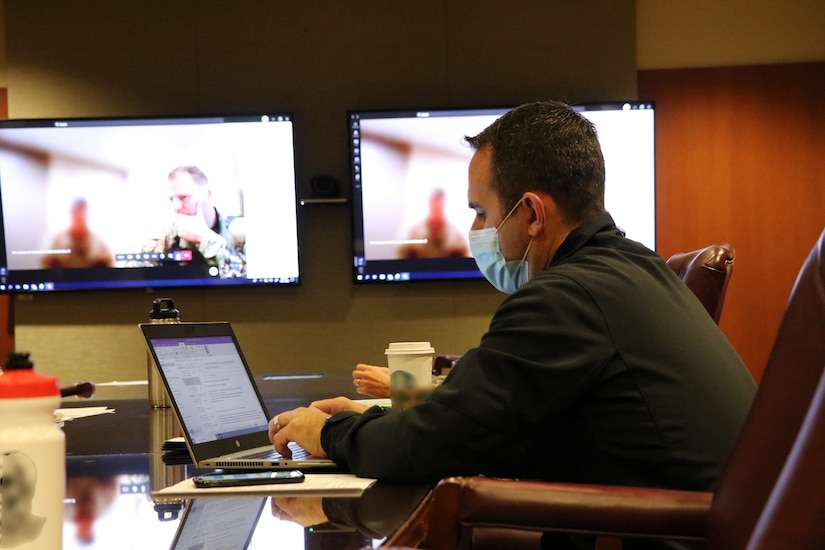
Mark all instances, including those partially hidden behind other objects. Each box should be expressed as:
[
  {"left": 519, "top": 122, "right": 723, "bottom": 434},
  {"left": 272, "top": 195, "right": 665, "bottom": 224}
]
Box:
[
  {"left": 273, "top": 429, "right": 293, "bottom": 457},
  {"left": 269, "top": 406, "right": 331, "bottom": 458},
  {"left": 269, "top": 411, "right": 291, "bottom": 444}
]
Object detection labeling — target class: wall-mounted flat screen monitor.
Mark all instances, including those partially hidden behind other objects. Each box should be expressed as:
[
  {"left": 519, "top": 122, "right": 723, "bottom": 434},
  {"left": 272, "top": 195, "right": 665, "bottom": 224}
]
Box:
[
  {"left": 0, "top": 113, "right": 300, "bottom": 293},
  {"left": 349, "top": 101, "right": 656, "bottom": 284}
]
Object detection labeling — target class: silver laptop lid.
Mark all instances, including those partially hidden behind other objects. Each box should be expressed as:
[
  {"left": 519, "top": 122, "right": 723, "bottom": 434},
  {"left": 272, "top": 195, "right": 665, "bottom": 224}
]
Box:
[{"left": 141, "top": 322, "right": 273, "bottom": 462}]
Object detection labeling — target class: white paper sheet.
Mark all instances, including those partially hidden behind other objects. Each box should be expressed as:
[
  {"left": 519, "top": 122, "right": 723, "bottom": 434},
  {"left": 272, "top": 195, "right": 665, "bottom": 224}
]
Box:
[
  {"left": 55, "top": 406, "right": 115, "bottom": 422},
  {"left": 152, "top": 473, "right": 377, "bottom": 498}
]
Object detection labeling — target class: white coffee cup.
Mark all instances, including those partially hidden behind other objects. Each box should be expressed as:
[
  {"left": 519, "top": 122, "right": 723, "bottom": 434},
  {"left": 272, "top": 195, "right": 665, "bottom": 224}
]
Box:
[{"left": 385, "top": 342, "right": 436, "bottom": 409}]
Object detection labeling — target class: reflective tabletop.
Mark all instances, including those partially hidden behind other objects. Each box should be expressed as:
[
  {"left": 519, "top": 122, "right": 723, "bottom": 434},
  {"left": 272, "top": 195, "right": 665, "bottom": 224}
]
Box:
[{"left": 60, "top": 376, "right": 432, "bottom": 549}]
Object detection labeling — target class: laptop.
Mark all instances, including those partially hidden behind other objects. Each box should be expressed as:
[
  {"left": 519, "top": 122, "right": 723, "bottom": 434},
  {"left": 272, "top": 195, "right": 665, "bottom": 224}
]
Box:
[
  {"left": 140, "top": 321, "right": 338, "bottom": 471},
  {"left": 169, "top": 496, "right": 266, "bottom": 550}
]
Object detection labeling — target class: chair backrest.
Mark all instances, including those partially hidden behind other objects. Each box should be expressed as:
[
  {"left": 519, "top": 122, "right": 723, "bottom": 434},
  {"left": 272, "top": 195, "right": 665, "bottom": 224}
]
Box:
[
  {"left": 705, "top": 228, "right": 825, "bottom": 549},
  {"left": 746, "top": 365, "right": 825, "bottom": 549},
  {"left": 666, "top": 242, "right": 735, "bottom": 324}
]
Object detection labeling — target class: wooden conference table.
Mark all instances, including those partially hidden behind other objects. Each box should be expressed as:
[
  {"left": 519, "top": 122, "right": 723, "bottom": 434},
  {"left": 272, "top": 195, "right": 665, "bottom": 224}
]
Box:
[{"left": 60, "top": 374, "right": 433, "bottom": 550}]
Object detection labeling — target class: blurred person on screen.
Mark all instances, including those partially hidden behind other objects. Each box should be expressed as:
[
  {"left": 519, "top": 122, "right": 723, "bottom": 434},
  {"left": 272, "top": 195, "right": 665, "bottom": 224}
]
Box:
[
  {"left": 143, "top": 165, "right": 246, "bottom": 277},
  {"left": 397, "top": 187, "right": 470, "bottom": 259},
  {"left": 64, "top": 476, "right": 118, "bottom": 544},
  {"left": 41, "top": 197, "right": 114, "bottom": 269}
]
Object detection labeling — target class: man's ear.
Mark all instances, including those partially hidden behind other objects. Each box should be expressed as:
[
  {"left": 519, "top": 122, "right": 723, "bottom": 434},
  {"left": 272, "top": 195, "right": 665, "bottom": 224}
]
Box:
[{"left": 521, "top": 192, "right": 548, "bottom": 236}]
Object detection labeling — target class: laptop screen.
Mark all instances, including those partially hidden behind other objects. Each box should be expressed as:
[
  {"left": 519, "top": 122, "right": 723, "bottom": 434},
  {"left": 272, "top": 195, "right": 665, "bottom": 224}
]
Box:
[
  {"left": 171, "top": 497, "right": 266, "bottom": 549},
  {"left": 149, "top": 335, "right": 270, "bottom": 445}
]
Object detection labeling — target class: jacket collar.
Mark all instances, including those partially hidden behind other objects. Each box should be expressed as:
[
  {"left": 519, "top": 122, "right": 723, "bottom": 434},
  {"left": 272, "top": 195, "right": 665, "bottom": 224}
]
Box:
[{"left": 548, "top": 212, "right": 622, "bottom": 267}]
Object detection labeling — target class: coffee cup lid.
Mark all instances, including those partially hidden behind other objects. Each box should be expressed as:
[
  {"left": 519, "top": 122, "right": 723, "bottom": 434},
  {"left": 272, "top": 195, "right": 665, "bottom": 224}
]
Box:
[{"left": 385, "top": 341, "right": 435, "bottom": 355}]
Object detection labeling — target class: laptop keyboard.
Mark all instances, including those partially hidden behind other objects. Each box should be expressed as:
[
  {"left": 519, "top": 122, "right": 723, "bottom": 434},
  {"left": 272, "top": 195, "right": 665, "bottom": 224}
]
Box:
[
  {"left": 245, "top": 449, "right": 283, "bottom": 460},
  {"left": 245, "top": 443, "right": 310, "bottom": 461}
]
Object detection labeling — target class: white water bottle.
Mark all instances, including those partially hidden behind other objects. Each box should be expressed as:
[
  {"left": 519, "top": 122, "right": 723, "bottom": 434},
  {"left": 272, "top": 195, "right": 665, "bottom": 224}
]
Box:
[
  {"left": 0, "top": 352, "right": 65, "bottom": 549},
  {"left": 147, "top": 298, "right": 180, "bottom": 408}
]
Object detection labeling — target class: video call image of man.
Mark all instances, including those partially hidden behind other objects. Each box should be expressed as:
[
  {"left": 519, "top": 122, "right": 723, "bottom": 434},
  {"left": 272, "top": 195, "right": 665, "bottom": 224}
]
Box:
[
  {"left": 269, "top": 101, "right": 757, "bottom": 550},
  {"left": 145, "top": 165, "right": 246, "bottom": 278},
  {"left": 397, "top": 187, "right": 470, "bottom": 259},
  {"left": 0, "top": 451, "right": 46, "bottom": 548},
  {"left": 41, "top": 197, "right": 114, "bottom": 269}
]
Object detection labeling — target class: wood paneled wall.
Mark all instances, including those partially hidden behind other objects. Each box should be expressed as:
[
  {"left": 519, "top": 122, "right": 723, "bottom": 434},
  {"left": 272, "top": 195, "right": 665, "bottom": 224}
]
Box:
[
  {"left": 0, "top": 87, "right": 11, "bottom": 363},
  {"left": 639, "top": 62, "right": 825, "bottom": 381}
]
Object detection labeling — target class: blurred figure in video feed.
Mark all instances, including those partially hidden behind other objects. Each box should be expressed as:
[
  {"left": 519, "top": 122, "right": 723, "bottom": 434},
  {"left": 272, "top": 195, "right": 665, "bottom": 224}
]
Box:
[
  {"left": 398, "top": 188, "right": 469, "bottom": 259},
  {"left": 42, "top": 197, "right": 114, "bottom": 269},
  {"left": 64, "top": 476, "right": 118, "bottom": 545},
  {"left": 144, "top": 165, "right": 246, "bottom": 277}
]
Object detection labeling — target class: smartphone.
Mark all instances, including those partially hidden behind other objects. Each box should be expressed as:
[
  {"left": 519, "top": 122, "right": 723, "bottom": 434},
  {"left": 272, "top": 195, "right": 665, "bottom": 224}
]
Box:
[{"left": 193, "top": 470, "right": 305, "bottom": 488}]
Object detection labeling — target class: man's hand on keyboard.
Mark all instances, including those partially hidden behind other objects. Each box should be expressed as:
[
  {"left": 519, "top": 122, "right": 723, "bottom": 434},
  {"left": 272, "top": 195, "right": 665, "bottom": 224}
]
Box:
[{"left": 269, "top": 407, "right": 330, "bottom": 458}]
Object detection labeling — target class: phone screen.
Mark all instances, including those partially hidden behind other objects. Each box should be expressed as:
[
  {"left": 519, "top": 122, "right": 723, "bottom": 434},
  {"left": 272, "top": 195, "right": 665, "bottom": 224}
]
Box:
[{"left": 194, "top": 470, "right": 304, "bottom": 488}]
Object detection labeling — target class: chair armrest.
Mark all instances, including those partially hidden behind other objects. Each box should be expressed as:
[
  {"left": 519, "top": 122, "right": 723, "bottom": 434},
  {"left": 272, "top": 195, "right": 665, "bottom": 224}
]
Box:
[{"left": 424, "top": 477, "right": 712, "bottom": 549}]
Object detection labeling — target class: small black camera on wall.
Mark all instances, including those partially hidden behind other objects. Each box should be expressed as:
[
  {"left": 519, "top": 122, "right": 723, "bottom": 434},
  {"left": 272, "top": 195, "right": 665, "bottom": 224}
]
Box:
[{"left": 310, "top": 174, "right": 340, "bottom": 199}]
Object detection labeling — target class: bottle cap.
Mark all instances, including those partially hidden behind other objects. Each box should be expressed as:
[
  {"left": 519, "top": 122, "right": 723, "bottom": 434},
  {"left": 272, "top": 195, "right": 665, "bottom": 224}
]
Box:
[
  {"left": 150, "top": 298, "right": 180, "bottom": 321},
  {"left": 0, "top": 352, "right": 60, "bottom": 398}
]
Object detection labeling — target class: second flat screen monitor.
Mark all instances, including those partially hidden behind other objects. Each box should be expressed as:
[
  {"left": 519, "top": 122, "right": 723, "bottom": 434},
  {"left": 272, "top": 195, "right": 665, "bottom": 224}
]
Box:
[{"left": 350, "top": 102, "right": 656, "bottom": 284}]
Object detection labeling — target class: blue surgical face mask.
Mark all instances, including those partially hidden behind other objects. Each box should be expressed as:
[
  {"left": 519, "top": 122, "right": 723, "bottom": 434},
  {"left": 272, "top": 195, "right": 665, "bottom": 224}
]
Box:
[{"left": 469, "top": 199, "right": 534, "bottom": 294}]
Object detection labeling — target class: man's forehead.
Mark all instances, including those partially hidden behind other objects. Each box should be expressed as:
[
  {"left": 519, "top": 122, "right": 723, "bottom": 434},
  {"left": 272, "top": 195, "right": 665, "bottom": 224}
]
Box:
[
  {"left": 169, "top": 176, "right": 205, "bottom": 193},
  {"left": 169, "top": 170, "right": 205, "bottom": 187}
]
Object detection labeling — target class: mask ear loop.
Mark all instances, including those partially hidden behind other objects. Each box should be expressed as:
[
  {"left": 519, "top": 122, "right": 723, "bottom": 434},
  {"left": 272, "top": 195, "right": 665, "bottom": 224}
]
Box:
[
  {"left": 516, "top": 192, "right": 539, "bottom": 277},
  {"left": 520, "top": 236, "right": 534, "bottom": 263},
  {"left": 495, "top": 197, "right": 525, "bottom": 233}
]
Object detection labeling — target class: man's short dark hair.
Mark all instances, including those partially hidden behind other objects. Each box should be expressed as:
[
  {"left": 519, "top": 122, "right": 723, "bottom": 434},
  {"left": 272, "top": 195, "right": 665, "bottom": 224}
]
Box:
[{"left": 465, "top": 100, "right": 606, "bottom": 224}]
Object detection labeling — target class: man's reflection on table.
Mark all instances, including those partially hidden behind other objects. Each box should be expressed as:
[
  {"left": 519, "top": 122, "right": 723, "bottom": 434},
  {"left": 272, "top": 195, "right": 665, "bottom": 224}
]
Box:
[
  {"left": 272, "top": 482, "right": 432, "bottom": 545},
  {"left": 64, "top": 476, "right": 119, "bottom": 544}
]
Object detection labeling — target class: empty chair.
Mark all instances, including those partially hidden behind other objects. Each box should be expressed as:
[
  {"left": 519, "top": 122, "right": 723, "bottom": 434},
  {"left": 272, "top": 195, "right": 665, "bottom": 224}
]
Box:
[{"left": 666, "top": 242, "right": 735, "bottom": 324}]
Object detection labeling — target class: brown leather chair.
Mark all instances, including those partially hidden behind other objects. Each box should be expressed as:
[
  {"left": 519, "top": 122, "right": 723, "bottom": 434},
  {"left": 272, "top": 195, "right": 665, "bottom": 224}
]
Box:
[
  {"left": 666, "top": 243, "right": 735, "bottom": 324},
  {"left": 390, "top": 228, "right": 825, "bottom": 550},
  {"left": 746, "top": 366, "right": 825, "bottom": 549}
]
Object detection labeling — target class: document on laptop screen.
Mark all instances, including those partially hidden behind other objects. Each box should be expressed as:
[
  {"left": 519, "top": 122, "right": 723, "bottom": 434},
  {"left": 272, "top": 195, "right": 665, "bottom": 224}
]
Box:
[
  {"left": 151, "top": 336, "right": 270, "bottom": 444},
  {"left": 172, "top": 497, "right": 265, "bottom": 549}
]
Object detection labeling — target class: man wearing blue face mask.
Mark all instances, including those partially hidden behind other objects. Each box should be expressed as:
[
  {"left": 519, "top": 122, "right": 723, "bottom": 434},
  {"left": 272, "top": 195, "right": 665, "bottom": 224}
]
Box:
[
  {"left": 467, "top": 196, "right": 533, "bottom": 292},
  {"left": 270, "top": 102, "right": 756, "bottom": 534}
]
